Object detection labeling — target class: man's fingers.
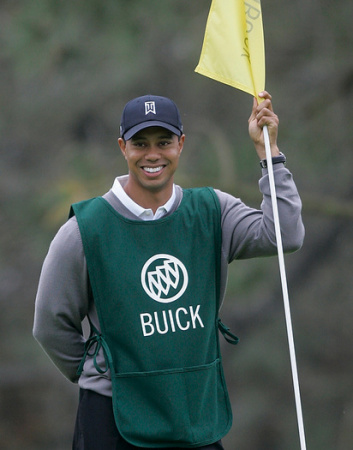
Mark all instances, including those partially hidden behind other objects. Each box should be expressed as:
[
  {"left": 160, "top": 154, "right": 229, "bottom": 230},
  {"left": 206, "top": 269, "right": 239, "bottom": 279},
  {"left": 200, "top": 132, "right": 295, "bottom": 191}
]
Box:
[
  {"left": 257, "top": 115, "right": 279, "bottom": 130},
  {"left": 258, "top": 91, "right": 272, "bottom": 101},
  {"left": 248, "top": 97, "right": 258, "bottom": 123},
  {"left": 257, "top": 98, "right": 273, "bottom": 113}
]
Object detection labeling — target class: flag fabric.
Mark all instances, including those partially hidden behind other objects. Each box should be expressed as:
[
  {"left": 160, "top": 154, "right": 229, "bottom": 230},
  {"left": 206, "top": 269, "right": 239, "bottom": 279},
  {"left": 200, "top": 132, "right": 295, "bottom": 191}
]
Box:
[{"left": 195, "top": 0, "right": 265, "bottom": 98}]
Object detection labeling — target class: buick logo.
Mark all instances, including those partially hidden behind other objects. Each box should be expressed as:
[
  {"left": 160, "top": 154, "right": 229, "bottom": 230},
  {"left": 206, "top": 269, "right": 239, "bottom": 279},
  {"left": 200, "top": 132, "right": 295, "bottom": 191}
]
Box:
[{"left": 141, "top": 254, "right": 188, "bottom": 303}]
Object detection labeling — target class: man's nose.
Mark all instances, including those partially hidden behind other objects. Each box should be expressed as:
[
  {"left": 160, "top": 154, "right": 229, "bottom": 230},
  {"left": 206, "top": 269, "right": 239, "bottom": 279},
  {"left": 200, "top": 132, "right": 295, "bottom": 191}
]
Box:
[{"left": 145, "top": 145, "right": 160, "bottom": 160}]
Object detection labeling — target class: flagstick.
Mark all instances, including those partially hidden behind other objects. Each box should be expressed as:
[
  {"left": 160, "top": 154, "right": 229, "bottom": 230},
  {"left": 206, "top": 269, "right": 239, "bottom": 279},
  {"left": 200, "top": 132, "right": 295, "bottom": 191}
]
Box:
[{"left": 263, "top": 125, "right": 307, "bottom": 450}]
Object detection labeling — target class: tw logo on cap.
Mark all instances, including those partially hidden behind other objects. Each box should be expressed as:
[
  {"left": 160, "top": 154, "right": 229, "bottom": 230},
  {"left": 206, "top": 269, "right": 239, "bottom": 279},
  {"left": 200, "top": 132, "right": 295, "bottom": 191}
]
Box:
[{"left": 145, "top": 101, "right": 156, "bottom": 115}]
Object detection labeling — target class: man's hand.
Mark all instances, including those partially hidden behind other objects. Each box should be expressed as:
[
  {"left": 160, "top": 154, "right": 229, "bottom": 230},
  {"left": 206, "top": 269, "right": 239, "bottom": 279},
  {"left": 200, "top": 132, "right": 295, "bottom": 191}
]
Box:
[{"left": 248, "top": 91, "right": 280, "bottom": 160}]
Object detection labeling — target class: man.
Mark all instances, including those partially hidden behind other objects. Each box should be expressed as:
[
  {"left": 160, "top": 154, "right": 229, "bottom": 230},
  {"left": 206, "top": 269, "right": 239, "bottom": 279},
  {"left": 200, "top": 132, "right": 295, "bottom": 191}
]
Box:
[{"left": 33, "top": 92, "right": 304, "bottom": 449}]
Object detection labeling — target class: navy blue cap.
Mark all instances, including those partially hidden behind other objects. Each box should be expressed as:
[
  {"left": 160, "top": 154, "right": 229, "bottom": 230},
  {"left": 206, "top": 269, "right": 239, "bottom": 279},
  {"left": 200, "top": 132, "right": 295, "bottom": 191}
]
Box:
[{"left": 120, "top": 95, "right": 183, "bottom": 140}]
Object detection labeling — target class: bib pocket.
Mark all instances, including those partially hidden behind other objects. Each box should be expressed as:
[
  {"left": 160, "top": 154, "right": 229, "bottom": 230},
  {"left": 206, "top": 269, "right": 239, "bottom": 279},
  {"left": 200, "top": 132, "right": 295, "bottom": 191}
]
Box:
[{"left": 111, "top": 358, "right": 232, "bottom": 448}]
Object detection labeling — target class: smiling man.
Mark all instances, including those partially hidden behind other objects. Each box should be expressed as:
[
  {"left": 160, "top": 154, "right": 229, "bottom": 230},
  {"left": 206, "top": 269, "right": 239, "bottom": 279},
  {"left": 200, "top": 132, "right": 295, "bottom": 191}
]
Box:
[
  {"left": 119, "top": 127, "right": 184, "bottom": 210},
  {"left": 33, "top": 94, "right": 304, "bottom": 450}
]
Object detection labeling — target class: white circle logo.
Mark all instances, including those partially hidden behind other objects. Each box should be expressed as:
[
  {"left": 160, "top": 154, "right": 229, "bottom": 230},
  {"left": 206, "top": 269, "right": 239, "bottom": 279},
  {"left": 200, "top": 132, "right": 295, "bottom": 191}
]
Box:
[{"left": 141, "top": 254, "right": 188, "bottom": 303}]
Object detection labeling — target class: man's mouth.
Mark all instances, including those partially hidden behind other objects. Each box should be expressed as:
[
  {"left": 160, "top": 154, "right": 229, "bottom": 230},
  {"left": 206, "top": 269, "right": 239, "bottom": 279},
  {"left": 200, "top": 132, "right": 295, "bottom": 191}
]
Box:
[{"left": 143, "top": 166, "right": 164, "bottom": 174}]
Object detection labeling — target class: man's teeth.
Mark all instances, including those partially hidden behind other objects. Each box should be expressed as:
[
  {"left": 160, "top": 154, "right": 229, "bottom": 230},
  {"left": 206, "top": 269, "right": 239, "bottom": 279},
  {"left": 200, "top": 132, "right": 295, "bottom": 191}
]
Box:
[{"left": 144, "top": 166, "right": 163, "bottom": 173}]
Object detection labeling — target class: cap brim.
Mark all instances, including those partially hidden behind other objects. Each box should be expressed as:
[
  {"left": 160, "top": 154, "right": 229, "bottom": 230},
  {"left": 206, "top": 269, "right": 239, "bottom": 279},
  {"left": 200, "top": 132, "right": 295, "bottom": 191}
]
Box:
[{"left": 123, "top": 121, "right": 182, "bottom": 140}]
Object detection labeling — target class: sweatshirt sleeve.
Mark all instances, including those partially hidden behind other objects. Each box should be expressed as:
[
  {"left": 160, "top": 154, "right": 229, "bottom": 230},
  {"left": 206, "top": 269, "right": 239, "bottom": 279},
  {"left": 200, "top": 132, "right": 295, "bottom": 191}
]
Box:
[
  {"left": 217, "top": 164, "right": 305, "bottom": 262},
  {"left": 33, "top": 217, "right": 89, "bottom": 382}
]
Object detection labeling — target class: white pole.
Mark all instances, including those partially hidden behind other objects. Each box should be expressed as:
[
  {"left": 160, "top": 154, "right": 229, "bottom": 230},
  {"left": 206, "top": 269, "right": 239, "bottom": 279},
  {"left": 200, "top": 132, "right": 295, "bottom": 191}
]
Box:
[{"left": 263, "top": 125, "right": 307, "bottom": 450}]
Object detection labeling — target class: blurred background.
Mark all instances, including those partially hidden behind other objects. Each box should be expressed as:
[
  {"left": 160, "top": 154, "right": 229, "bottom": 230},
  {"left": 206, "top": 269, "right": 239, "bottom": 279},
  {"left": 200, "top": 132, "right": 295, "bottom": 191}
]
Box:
[{"left": 1, "top": 0, "right": 353, "bottom": 448}]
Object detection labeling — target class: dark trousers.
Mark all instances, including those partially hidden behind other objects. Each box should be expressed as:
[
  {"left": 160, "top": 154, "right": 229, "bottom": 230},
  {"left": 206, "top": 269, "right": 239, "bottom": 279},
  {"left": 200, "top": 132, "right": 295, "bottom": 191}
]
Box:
[{"left": 73, "top": 389, "right": 225, "bottom": 450}]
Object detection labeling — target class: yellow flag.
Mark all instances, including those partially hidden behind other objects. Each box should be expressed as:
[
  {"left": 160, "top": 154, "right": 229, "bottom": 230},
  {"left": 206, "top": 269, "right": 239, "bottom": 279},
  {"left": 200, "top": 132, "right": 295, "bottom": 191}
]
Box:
[{"left": 195, "top": 0, "right": 265, "bottom": 97}]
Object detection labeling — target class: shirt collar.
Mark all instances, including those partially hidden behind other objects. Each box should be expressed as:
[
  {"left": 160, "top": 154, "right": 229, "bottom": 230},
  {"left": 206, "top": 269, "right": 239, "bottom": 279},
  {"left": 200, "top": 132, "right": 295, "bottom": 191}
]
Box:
[{"left": 111, "top": 176, "right": 176, "bottom": 221}]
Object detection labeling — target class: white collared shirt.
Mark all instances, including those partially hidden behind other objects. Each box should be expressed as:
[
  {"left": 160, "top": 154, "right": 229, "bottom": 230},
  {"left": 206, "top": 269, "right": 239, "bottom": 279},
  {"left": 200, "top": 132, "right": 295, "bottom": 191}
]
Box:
[{"left": 111, "top": 176, "right": 176, "bottom": 221}]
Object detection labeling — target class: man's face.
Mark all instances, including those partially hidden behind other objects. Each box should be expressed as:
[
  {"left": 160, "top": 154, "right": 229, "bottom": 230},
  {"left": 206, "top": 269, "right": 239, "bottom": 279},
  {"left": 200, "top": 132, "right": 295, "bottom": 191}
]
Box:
[{"left": 118, "top": 126, "right": 184, "bottom": 198}]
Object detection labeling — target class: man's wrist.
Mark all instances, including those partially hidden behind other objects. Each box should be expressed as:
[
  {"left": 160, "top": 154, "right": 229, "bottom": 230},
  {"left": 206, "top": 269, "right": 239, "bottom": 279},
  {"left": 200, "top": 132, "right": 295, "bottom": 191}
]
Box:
[{"left": 259, "top": 152, "right": 286, "bottom": 169}]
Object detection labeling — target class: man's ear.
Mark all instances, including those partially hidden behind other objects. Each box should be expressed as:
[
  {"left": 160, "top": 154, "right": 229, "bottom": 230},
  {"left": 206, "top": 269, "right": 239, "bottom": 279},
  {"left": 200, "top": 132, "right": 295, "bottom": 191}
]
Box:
[
  {"left": 178, "top": 134, "right": 185, "bottom": 155},
  {"left": 118, "top": 137, "right": 127, "bottom": 159}
]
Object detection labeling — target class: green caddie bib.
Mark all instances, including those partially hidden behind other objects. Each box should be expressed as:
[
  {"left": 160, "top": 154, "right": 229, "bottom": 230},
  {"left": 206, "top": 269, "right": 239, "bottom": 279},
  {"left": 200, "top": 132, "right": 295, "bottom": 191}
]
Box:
[{"left": 71, "top": 187, "right": 234, "bottom": 448}]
